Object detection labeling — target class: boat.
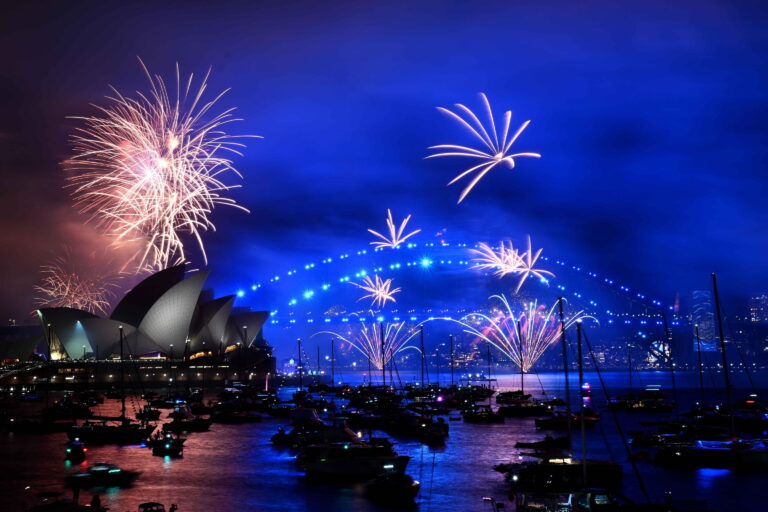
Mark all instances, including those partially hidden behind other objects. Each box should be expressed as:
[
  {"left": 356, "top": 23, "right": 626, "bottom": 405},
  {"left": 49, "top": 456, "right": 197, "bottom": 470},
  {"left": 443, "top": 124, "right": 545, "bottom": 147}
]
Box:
[
  {"left": 605, "top": 386, "right": 675, "bottom": 413},
  {"left": 496, "top": 390, "right": 533, "bottom": 404},
  {"left": 498, "top": 400, "right": 551, "bottom": 418},
  {"left": 463, "top": 404, "right": 504, "bottom": 424},
  {"left": 515, "top": 435, "right": 571, "bottom": 452},
  {"left": 365, "top": 472, "right": 420, "bottom": 505},
  {"left": 494, "top": 454, "right": 623, "bottom": 493},
  {"left": 22, "top": 491, "right": 106, "bottom": 512},
  {"left": 271, "top": 418, "right": 360, "bottom": 448},
  {"left": 41, "top": 397, "right": 93, "bottom": 421},
  {"left": 64, "top": 462, "right": 139, "bottom": 488},
  {"left": 654, "top": 438, "right": 768, "bottom": 469},
  {"left": 162, "top": 406, "right": 212, "bottom": 432},
  {"left": 514, "top": 489, "right": 710, "bottom": 511},
  {"left": 162, "top": 416, "right": 212, "bottom": 433},
  {"left": 136, "top": 406, "right": 162, "bottom": 422},
  {"left": 211, "top": 410, "right": 262, "bottom": 424},
  {"left": 420, "top": 420, "right": 449, "bottom": 446},
  {"left": 149, "top": 397, "right": 187, "bottom": 409},
  {"left": 138, "top": 503, "right": 167, "bottom": 512},
  {"left": 65, "top": 439, "right": 87, "bottom": 463},
  {"left": 298, "top": 442, "right": 410, "bottom": 481},
  {"left": 147, "top": 432, "right": 185, "bottom": 458},
  {"left": 535, "top": 410, "right": 600, "bottom": 431},
  {"left": 68, "top": 419, "right": 155, "bottom": 445}
]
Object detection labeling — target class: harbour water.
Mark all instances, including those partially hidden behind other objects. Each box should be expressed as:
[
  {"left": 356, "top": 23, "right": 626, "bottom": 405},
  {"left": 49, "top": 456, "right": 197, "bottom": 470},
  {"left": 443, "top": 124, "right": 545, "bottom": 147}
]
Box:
[{"left": 1, "top": 370, "right": 765, "bottom": 511}]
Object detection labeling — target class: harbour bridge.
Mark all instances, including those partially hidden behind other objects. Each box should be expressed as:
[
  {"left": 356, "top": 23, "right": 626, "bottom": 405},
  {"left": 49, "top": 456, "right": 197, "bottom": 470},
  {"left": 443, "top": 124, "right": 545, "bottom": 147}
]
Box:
[{"left": 233, "top": 240, "right": 684, "bottom": 368}]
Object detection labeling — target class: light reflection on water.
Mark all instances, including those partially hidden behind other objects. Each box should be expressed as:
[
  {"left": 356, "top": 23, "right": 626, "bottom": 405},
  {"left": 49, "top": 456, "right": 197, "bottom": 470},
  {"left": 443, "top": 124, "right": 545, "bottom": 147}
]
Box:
[{"left": 0, "top": 371, "right": 765, "bottom": 511}]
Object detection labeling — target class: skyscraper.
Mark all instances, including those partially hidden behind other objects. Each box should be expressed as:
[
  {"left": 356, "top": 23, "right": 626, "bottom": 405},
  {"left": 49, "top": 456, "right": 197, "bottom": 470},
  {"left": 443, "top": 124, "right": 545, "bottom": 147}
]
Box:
[{"left": 748, "top": 294, "right": 768, "bottom": 323}]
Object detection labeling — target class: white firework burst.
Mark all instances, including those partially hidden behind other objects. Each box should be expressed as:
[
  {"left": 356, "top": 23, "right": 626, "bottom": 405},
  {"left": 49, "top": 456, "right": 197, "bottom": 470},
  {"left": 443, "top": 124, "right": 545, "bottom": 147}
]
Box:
[
  {"left": 470, "top": 236, "right": 554, "bottom": 293},
  {"left": 428, "top": 93, "right": 540, "bottom": 203},
  {"left": 64, "top": 58, "right": 259, "bottom": 272},
  {"left": 352, "top": 275, "right": 401, "bottom": 308},
  {"left": 368, "top": 209, "right": 421, "bottom": 249},
  {"left": 469, "top": 241, "right": 524, "bottom": 278}
]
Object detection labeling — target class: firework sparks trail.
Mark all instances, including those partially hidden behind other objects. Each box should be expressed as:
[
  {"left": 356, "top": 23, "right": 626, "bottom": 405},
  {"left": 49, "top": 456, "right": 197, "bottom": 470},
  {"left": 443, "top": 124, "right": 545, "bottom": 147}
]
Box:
[
  {"left": 315, "top": 318, "right": 420, "bottom": 370},
  {"left": 513, "top": 236, "right": 555, "bottom": 293},
  {"left": 34, "top": 255, "right": 120, "bottom": 315},
  {"left": 352, "top": 275, "right": 401, "bottom": 307},
  {"left": 446, "top": 295, "right": 593, "bottom": 372},
  {"left": 427, "top": 93, "right": 540, "bottom": 203},
  {"left": 469, "top": 236, "right": 554, "bottom": 293},
  {"left": 64, "top": 58, "right": 259, "bottom": 272},
  {"left": 368, "top": 209, "right": 421, "bottom": 249},
  {"left": 469, "top": 241, "right": 524, "bottom": 278}
]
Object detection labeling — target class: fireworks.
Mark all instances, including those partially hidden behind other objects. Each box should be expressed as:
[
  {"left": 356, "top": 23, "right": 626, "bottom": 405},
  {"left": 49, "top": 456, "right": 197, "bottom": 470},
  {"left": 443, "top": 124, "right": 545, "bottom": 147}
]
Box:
[
  {"left": 34, "top": 256, "right": 119, "bottom": 315},
  {"left": 368, "top": 209, "right": 421, "bottom": 249},
  {"left": 469, "top": 241, "right": 524, "bottom": 278},
  {"left": 64, "top": 59, "right": 258, "bottom": 272},
  {"left": 470, "top": 236, "right": 554, "bottom": 293},
  {"left": 316, "top": 319, "right": 420, "bottom": 370},
  {"left": 513, "top": 236, "right": 554, "bottom": 293},
  {"left": 451, "top": 295, "right": 593, "bottom": 372},
  {"left": 352, "top": 275, "right": 401, "bottom": 307},
  {"left": 427, "top": 93, "right": 540, "bottom": 203}
]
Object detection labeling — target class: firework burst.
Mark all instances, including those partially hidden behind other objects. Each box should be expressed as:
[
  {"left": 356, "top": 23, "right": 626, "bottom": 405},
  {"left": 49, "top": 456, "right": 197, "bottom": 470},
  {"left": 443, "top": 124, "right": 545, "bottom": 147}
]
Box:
[
  {"left": 469, "top": 241, "right": 524, "bottom": 278},
  {"left": 34, "top": 255, "right": 120, "bottom": 315},
  {"left": 316, "top": 318, "right": 420, "bottom": 370},
  {"left": 514, "top": 236, "right": 554, "bottom": 293},
  {"left": 64, "top": 59, "right": 259, "bottom": 272},
  {"left": 427, "top": 93, "right": 540, "bottom": 203},
  {"left": 352, "top": 275, "right": 401, "bottom": 307},
  {"left": 470, "top": 236, "right": 554, "bottom": 293},
  {"left": 450, "top": 295, "right": 593, "bottom": 372},
  {"left": 368, "top": 209, "right": 421, "bottom": 249}
]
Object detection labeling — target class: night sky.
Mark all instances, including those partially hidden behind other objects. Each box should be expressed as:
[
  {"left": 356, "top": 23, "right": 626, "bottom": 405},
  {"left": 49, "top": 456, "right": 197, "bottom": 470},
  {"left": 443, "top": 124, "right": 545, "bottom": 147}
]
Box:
[{"left": 1, "top": 1, "right": 767, "bottom": 321}]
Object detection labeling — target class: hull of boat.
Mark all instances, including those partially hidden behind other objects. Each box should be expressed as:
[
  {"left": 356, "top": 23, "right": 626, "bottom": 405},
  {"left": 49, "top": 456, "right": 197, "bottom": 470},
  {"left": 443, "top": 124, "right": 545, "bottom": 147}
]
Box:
[
  {"left": 503, "top": 460, "right": 623, "bottom": 492},
  {"left": 304, "top": 455, "right": 410, "bottom": 481},
  {"left": 67, "top": 425, "right": 154, "bottom": 445},
  {"left": 655, "top": 445, "right": 768, "bottom": 469}
]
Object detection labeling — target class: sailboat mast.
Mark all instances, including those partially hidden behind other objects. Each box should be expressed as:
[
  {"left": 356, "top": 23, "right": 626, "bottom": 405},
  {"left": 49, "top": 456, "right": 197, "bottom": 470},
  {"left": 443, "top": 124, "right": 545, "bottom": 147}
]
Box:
[
  {"left": 297, "top": 338, "right": 303, "bottom": 390},
  {"left": 711, "top": 273, "right": 732, "bottom": 404},
  {"left": 380, "top": 322, "right": 386, "bottom": 387},
  {"left": 627, "top": 343, "right": 633, "bottom": 393},
  {"left": 516, "top": 320, "right": 524, "bottom": 395},
  {"left": 420, "top": 325, "right": 425, "bottom": 389},
  {"left": 557, "top": 298, "right": 573, "bottom": 441},
  {"left": 330, "top": 338, "right": 335, "bottom": 388},
  {"left": 576, "top": 321, "right": 587, "bottom": 486},
  {"left": 662, "top": 314, "right": 679, "bottom": 416},
  {"left": 694, "top": 325, "right": 705, "bottom": 404},
  {"left": 449, "top": 334, "right": 455, "bottom": 387},
  {"left": 486, "top": 343, "right": 493, "bottom": 405},
  {"left": 119, "top": 325, "right": 125, "bottom": 420}
]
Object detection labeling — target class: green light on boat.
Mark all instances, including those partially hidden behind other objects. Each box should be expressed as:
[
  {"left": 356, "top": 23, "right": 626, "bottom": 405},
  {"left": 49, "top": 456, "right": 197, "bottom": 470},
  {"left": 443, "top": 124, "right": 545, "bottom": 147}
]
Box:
[{"left": 108, "top": 469, "right": 121, "bottom": 473}]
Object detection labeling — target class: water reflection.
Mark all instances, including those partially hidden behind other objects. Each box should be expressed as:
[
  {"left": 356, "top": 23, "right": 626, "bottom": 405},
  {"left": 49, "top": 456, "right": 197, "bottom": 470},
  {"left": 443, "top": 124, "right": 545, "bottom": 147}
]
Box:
[{"left": 0, "top": 371, "right": 765, "bottom": 511}]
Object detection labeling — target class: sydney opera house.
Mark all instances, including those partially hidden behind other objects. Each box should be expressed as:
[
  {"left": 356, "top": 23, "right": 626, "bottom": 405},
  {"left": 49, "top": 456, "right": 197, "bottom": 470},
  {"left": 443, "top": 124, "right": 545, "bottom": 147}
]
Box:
[{"left": 0, "top": 266, "right": 275, "bottom": 386}]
